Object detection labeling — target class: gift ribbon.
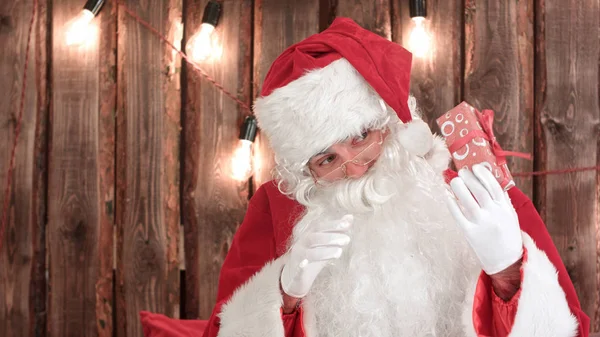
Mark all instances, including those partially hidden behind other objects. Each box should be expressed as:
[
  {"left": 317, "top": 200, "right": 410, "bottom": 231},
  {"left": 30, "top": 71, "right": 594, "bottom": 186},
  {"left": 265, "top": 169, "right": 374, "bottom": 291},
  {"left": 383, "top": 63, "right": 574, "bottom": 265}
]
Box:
[{"left": 447, "top": 109, "right": 532, "bottom": 166}]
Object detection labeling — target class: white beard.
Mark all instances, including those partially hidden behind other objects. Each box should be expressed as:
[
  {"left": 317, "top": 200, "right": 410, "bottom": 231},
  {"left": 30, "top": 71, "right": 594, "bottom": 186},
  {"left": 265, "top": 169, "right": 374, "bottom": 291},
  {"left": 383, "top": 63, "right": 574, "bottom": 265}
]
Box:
[{"left": 291, "top": 131, "right": 480, "bottom": 337}]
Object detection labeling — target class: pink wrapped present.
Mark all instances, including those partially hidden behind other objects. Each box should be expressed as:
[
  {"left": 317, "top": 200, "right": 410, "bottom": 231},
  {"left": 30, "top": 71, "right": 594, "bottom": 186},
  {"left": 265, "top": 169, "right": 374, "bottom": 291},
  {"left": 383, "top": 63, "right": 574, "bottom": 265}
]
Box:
[{"left": 436, "top": 102, "right": 531, "bottom": 191}]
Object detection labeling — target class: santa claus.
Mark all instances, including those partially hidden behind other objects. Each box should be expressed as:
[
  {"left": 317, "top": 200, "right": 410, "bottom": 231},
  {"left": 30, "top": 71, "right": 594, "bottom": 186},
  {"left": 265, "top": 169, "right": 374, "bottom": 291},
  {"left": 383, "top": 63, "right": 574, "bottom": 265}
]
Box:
[{"left": 201, "top": 18, "right": 589, "bottom": 337}]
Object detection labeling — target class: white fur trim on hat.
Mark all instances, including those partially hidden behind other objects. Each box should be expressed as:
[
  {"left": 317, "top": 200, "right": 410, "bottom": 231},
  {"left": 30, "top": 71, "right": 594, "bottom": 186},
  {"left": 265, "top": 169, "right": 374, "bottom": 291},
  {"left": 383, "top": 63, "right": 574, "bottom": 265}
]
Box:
[{"left": 254, "top": 58, "right": 391, "bottom": 165}]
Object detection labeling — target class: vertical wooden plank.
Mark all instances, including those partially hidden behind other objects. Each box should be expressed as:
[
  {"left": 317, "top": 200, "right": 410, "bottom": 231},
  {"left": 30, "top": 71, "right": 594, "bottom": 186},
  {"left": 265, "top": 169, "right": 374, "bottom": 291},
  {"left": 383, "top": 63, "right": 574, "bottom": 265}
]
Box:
[
  {"left": 335, "top": 0, "right": 391, "bottom": 39},
  {"left": 252, "top": 0, "right": 321, "bottom": 191},
  {"left": 116, "top": 0, "right": 181, "bottom": 335},
  {"left": 96, "top": 0, "right": 117, "bottom": 336},
  {"left": 535, "top": 0, "right": 600, "bottom": 329},
  {"left": 392, "top": 0, "right": 462, "bottom": 128},
  {"left": 463, "top": 0, "right": 535, "bottom": 197},
  {"left": 0, "top": 0, "right": 48, "bottom": 336},
  {"left": 48, "top": 0, "right": 114, "bottom": 335},
  {"left": 182, "top": 0, "right": 252, "bottom": 320},
  {"left": 30, "top": 1, "right": 50, "bottom": 335}
]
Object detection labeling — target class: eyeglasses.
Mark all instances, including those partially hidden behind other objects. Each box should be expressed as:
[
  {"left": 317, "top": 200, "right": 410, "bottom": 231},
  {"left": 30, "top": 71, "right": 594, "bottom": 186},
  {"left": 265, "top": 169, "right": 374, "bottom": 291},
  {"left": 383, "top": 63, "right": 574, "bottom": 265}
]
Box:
[{"left": 308, "top": 130, "right": 384, "bottom": 184}]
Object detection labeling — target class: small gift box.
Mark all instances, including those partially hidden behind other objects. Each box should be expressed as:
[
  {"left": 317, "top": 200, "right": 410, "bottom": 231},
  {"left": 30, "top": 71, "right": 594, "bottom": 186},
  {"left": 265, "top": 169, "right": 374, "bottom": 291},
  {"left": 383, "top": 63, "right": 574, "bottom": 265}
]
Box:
[{"left": 436, "top": 102, "right": 530, "bottom": 191}]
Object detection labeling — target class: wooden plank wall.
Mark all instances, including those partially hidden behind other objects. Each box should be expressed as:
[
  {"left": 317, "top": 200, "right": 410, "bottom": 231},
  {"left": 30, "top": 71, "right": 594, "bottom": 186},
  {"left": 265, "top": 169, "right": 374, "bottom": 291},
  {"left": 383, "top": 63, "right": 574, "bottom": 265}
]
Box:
[
  {"left": 535, "top": 0, "right": 600, "bottom": 329},
  {"left": 48, "top": 0, "right": 114, "bottom": 336},
  {"left": 0, "top": 0, "right": 48, "bottom": 336},
  {"left": 463, "top": 0, "right": 535, "bottom": 197},
  {"left": 116, "top": 0, "right": 181, "bottom": 336},
  {"left": 0, "top": 0, "right": 599, "bottom": 336},
  {"left": 182, "top": 0, "right": 252, "bottom": 320},
  {"left": 336, "top": 0, "right": 391, "bottom": 39}
]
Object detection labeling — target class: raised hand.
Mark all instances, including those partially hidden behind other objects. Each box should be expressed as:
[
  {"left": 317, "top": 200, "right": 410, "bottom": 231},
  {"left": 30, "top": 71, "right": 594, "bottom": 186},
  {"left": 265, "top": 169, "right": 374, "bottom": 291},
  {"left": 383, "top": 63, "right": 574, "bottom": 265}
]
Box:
[
  {"left": 280, "top": 214, "right": 353, "bottom": 298},
  {"left": 446, "top": 164, "right": 523, "bottom": 275}
]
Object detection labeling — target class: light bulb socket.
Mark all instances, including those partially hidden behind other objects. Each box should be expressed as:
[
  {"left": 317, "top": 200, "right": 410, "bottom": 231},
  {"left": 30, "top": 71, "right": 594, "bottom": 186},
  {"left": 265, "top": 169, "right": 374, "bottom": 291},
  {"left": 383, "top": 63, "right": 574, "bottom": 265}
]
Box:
[
  {"left": 202, "top": 1, "right": 223, "bottom": 27},
  {"left": 409, "top": 0, "right": 427, "bottom": 18},
  {"left": 239, "top": 115, "right": 257, "bottom": 142},
  {"left": 83, "top": 0, "right": 105, "bottom": 16}
]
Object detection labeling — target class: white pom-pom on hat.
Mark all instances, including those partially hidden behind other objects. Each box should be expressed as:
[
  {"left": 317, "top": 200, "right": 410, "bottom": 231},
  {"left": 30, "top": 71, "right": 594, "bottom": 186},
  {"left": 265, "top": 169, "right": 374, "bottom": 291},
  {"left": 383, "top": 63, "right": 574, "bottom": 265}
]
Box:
[{"left": 398, "top": 118, "right": 434, "bottom": 157}]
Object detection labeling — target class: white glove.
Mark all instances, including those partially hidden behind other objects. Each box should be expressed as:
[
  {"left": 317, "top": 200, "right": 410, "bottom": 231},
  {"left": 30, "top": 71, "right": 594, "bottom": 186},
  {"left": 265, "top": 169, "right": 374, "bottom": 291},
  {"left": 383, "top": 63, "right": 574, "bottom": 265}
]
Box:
[
  {"left": 446, "top": 164, "right": 523, "bottom": 275},
  {"left": 280, "top": 214, "right": 353, "bottom": 298}
]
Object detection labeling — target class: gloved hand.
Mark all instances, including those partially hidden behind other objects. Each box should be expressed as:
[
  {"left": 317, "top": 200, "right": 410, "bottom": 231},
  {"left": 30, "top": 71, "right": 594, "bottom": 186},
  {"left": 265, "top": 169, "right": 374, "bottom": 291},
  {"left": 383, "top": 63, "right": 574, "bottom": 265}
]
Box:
[
  {"left": 280, "top": 214, "right": 353, "bottom": 298},
  {"left": 445, "top": 164, "right": 523, "bottom": 275}
]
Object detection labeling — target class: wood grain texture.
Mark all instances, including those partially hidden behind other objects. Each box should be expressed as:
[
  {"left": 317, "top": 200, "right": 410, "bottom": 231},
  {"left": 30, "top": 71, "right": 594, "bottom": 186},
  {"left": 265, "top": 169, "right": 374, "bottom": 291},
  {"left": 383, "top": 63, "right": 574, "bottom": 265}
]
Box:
[
  {"left": 0, "top": 0, "right": 48, "bottom": 336},
  {"left": 116, "top": 0, "right": 181, "bottom": 335},
  {"left": 95, "top": 0, "right": 117, "bottom": 335},
  {"left": 534, "top": 0, "right": 599, "bottom": 330},
  {"left": 392, "top": 0, "right": 462, "bottom": 128},
  {"left": 463, "top": 0, "right": 535, "bottom": 197},
  {"left": 181, "top": 0, "right": 252, "bottom": 320},
  {"left": 252, "top": 0, "right": 321, "bottom": 192},
  {"left": 335, "top": 0, "right": 391, "bottom": 39},
  {"left": 30, "top": 1, "right": 49, "bottom": 336},
  {"left": 48, "top": 0, "right": 111, "bottom": 335}
]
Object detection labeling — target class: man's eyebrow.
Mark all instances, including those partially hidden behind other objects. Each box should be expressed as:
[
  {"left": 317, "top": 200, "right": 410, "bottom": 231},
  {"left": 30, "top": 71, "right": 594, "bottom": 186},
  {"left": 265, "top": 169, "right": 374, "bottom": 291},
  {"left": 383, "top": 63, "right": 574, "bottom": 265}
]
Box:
[
  {"left": 310, "top": 135, "right": 352, "bottom": 160},
  {"left": 309, "top": 148, "right": 332, "bottom": 162}
]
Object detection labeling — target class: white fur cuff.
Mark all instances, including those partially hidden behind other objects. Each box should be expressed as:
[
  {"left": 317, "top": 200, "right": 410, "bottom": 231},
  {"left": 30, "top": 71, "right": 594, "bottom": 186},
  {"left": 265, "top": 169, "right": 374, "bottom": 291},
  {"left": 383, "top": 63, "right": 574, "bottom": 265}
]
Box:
[
  {"left": 509, "top": 232, "right": 579, "bottom": 337},
  {"left": 217, "top": 256, "right": 289, "bottom": 337}
]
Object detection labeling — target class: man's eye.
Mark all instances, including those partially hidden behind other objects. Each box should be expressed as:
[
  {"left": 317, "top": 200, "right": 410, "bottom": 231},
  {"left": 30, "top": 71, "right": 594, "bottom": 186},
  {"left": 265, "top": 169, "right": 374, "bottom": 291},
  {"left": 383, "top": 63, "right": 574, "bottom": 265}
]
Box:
[
  {"left": 320, "top": 154, "right": 336, "bottom": 166},
  {"left": 352, "top": 131, "right": 369, "bottom": 145}
]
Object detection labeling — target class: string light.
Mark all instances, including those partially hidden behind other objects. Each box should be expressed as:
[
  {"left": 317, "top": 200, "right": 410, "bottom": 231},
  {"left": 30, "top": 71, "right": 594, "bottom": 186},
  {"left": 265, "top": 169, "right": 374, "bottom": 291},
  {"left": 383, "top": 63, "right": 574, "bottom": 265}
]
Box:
[
  {"left": 64, "top": 0, "right": 104, "bottom": 46},
  {"left": 231, "top": 116, "right": 257, "bottom": 182},
  {"left": 408, "top": 0, "right": 431, "bottom": 58},
  {"left": 186, "top": 1, "right": 223, "bottom": 63}
]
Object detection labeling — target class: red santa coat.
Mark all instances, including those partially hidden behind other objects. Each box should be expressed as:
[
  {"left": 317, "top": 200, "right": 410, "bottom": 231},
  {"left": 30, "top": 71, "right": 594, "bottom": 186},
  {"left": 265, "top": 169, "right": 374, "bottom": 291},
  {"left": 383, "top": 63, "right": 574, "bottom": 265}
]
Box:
[{"left": 202, "top": 174, "right": 590, "bottom": 337}]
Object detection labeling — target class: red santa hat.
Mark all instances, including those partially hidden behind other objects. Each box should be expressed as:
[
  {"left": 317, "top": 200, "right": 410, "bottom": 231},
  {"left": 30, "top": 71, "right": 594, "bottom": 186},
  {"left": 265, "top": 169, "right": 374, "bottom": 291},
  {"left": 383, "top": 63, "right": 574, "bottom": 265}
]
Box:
[{"left": 254, "top": 17, "right": 432, "bottom": 165}]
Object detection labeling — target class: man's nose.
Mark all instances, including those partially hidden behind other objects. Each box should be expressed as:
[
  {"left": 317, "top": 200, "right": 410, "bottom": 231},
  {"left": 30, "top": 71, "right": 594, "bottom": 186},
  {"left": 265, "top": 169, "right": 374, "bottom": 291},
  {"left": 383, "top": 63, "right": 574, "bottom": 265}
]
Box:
[
  {"left": 344, "top": 161, "right": 369, "bottom": 178},
  {"left": 330, "top": 145, "right": 369, "bottom": 178}
]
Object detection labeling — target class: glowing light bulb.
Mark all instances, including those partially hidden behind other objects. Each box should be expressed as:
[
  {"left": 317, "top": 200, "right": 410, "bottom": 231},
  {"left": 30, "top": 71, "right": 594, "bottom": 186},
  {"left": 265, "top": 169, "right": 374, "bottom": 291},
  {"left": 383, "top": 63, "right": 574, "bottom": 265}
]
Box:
[
  {"left": 231, "top": 115, "right": 257, "bottom": 182},
  {"left": 231, "top": 140, "right": 254, "bottom": 181},
  {"left": 64, "top": 10, "right": 95, "bottom": 46},
  {"left": 409, "top": 17, "right": 431, "bottom": 58},
  {"left": 64, "top": 0, "right": 104, "bottom": 47},
  {"left": 186, "top": 23, "right": 219, "bottom": 62},
  {"left": 185, "top": 1, "right": 223, "bottom": 63}
]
